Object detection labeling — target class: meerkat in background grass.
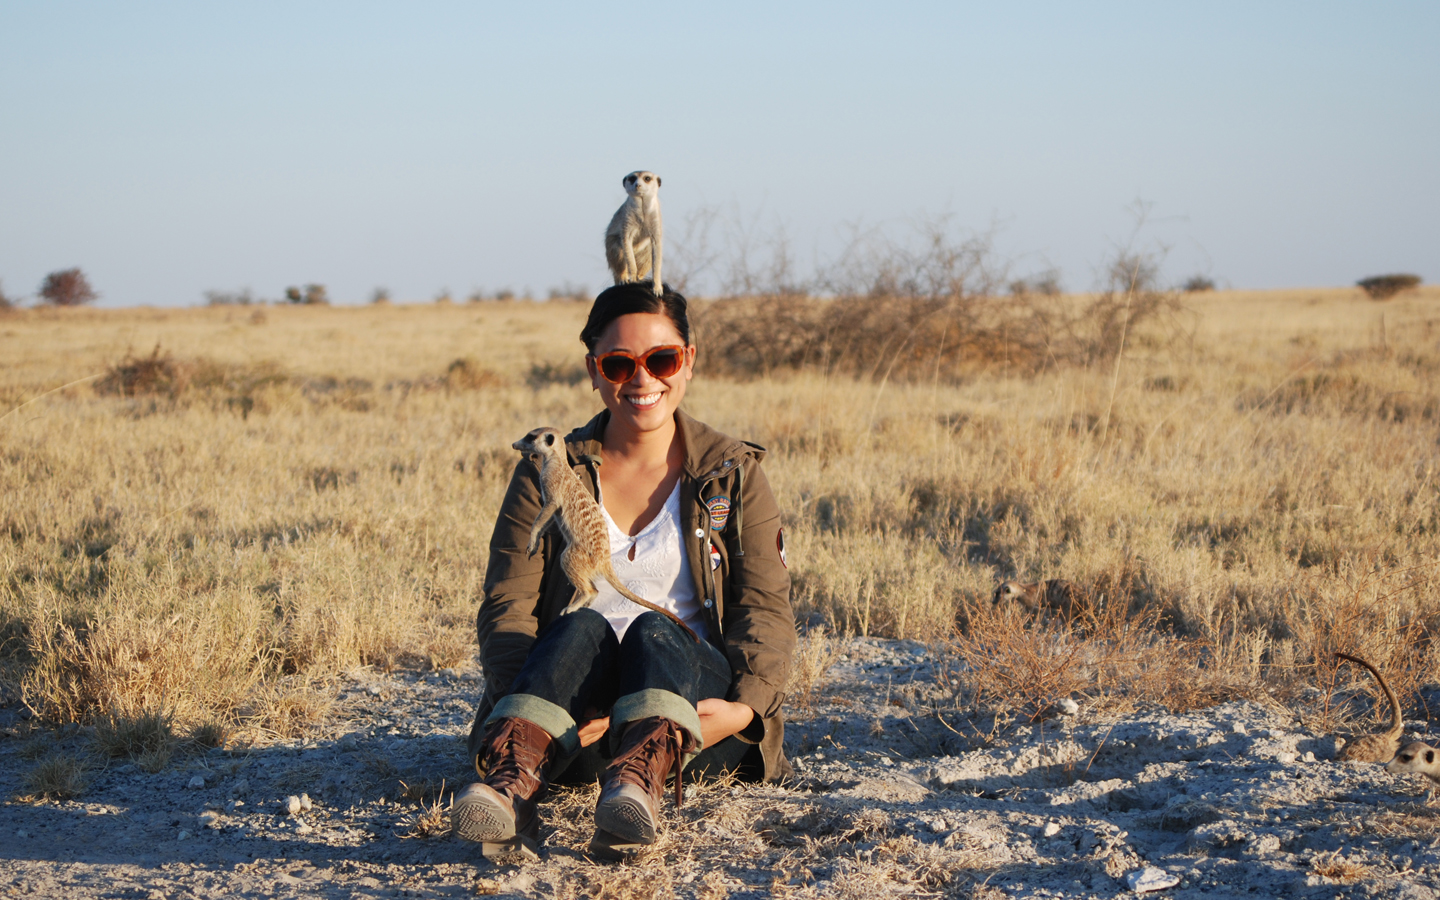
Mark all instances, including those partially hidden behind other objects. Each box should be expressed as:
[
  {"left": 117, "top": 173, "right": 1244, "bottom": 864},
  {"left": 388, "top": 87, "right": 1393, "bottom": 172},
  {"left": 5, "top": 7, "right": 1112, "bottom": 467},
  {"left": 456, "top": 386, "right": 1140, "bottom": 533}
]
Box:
[
  {"left": 1333, "top": 652, "right": 1405, "bottom": 763},
  {"left": 512, "top": 427, "right": 696, "bottom": 640},
  {"left": 992, "top": 579, "right": 1086, "bottom": 622},
  {"left": 605, "top": 171, "right": 663, "bottom": 295}
]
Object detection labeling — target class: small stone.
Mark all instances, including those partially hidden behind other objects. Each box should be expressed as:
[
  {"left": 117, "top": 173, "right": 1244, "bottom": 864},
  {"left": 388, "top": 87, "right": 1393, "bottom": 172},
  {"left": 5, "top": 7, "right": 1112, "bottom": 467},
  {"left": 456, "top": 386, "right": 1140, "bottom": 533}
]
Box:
[
  {"left": 199, "top": 812, "right": 221, "bottom": 829},
  {"left": 230, "top": 777, "right": 250, "bottom": 796},
  {"left": 188, "top": 775, "right": 206, "bottom": 789},
  {"left": 1303, "top": 751, "right": 1316, "bottom": 763},
  {"left": 1232, "top": 722, "right": 1247, "bottom": 735},
  {"left": 1276, "top": 751, "right": 1297, "bottom": 765},
  {"left": 1044, "top": 822, "right": 1063, "bottom": 838},
  {"left": 16, "top": 829, "right": 28, "bottom": 839},
  {"left": 1125, "top": 866, "right": 1179, "bottom": 893},
  {"left": 299, "top": 793, "right": 313, "bottom": 811},
  {"left": 177, "top": 829, "right": 192, "bottom": 841},
  {"left": 285, "top": 795, "right": 302, "bottom": 816},
  {"left": 295, "top": 822, "right": 314, "bottom": 834},
  {"left": 1058, "top": 698, "right": 1080, "bottom": 716}
]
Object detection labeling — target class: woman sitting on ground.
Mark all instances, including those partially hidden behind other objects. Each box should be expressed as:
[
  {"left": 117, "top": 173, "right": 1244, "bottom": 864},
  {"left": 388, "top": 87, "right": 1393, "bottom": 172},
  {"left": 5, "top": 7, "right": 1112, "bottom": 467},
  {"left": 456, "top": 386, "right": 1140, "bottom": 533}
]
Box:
[{"left": 454, "top": 281, "right": 796, "bottom": 859}]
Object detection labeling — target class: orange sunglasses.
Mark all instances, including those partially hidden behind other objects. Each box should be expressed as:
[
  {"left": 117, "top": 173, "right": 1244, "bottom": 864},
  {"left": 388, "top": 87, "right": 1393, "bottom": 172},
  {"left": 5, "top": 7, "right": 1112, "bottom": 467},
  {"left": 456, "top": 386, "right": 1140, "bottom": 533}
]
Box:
[{"left": 591, "top": 345, "right": 687, "bottom": 384}]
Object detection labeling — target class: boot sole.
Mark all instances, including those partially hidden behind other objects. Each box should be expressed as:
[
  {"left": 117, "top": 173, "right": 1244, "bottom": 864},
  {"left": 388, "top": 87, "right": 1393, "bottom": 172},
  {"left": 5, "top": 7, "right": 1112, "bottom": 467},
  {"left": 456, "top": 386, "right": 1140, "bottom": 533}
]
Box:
[
  {"left": 588, "top": 828, "right": 649, "bottom": 861},
  {"left": 482, "top": 836, "right": 540, "bottom": 862},
  {"left": 451, "top": 791, "right": 516, "bottom": 844},
  {"left": 593, "top": 794, "right": 656, "bottom": 846}
]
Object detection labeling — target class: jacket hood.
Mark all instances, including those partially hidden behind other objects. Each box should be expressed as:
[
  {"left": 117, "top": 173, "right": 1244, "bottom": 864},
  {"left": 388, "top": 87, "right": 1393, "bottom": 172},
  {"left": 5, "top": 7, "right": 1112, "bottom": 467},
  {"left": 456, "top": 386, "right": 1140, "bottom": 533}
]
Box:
[{"left": 563, "top": 409, "right": 765, "bottom": 479}]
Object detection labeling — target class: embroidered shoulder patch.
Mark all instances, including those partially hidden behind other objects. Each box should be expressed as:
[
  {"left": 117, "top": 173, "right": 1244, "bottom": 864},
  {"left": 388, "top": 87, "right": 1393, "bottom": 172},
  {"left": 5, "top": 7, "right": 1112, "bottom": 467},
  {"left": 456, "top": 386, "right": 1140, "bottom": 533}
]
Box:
[
  {"left": 706, "top": 496, "right": 731, "bottom": 531},
  {"left": 777, "top": 527, "right": 787, "bottom": 568}
]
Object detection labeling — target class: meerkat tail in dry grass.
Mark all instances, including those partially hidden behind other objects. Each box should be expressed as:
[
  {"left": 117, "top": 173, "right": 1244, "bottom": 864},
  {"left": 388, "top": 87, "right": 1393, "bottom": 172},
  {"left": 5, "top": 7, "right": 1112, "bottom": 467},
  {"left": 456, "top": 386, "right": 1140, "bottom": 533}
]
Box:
[
  {"left": 1387, "top": 741, "right": 1440, "bottom": 786},
  {"left": 1334, "top": 652, "right": 1404, "bottom": 763},
  {"left": 512, "top": 427, "right": 697, "bottom": 641},
  {"left": 604, "top": 170, "right": 663, "bottom": 296}
]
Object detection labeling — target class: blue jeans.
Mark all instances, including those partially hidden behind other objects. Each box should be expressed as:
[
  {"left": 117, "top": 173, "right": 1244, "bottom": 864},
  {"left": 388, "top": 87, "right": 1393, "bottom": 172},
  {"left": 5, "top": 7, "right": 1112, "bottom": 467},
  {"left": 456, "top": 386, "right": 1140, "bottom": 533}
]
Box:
[{"left": 481, "top": 609, "right": 758, "bottom": 781}]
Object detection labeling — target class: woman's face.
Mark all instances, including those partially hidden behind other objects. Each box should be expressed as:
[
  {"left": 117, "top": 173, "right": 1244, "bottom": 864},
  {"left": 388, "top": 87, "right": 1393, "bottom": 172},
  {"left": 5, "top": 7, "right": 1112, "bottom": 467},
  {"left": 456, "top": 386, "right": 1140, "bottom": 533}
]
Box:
[{"left": 586, "top": 312, "right": 696, "bottom": 436}]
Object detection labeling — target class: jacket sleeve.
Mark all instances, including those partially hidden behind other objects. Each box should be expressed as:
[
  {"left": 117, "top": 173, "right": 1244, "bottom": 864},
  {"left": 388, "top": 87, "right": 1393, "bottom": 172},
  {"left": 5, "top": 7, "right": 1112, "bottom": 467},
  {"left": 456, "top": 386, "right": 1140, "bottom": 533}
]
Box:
[
  {"left": 722, "top": 460, "right": 796, "bottom": 721},
  {"left": 476, "top": 459, "right": 547, "bottom": 702}
]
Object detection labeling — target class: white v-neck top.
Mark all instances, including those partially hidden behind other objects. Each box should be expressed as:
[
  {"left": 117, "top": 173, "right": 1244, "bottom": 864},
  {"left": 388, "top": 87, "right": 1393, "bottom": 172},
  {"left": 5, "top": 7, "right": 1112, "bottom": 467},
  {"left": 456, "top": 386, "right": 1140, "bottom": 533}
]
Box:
[{"left": 589, "top": 477, "right": 709, "bottom": 643}]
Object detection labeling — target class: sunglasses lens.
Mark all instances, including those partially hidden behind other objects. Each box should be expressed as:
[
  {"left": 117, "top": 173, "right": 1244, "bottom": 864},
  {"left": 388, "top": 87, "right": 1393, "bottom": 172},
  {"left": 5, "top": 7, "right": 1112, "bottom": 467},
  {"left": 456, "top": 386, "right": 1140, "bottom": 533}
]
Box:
[
  {"left": 644, "top": 348, "right": 683, "bottom": 378},
  {"left": 600, "top": 356, "right": 637, "bottom": 383}
]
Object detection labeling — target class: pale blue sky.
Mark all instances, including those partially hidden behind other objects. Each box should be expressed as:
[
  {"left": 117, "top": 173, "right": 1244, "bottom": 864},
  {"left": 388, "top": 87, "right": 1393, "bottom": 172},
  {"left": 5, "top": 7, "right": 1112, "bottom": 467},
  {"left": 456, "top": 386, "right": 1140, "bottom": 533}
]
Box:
[{"left": 2, "top": 2, "right": 1436, "bottom": 306}]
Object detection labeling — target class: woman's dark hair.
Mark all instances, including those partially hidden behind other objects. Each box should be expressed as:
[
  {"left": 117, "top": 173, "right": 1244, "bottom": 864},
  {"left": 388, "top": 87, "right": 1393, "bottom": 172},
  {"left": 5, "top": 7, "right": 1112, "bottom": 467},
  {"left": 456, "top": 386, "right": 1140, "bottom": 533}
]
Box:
[{"left": 580, "top": 283, "right": 691, "bottom": 353}]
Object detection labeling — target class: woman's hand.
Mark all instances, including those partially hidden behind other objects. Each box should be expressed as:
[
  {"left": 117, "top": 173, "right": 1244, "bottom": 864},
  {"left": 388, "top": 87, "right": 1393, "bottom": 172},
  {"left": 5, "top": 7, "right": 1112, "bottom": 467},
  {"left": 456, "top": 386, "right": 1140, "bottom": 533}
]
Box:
[
  {"left": 697, "top": 698, "right": 755, "bottom": 748},
  {"left": 577, "top": 709, "right": 610, "bottom": 748}
]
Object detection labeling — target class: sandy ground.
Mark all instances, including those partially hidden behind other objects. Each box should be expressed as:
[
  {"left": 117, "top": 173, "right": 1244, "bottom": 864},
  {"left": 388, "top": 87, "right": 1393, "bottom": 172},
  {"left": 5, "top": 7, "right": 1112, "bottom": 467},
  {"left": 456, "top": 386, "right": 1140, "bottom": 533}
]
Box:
[{"left": 6, "top": 638, "right": 1440, "bottom": 899}]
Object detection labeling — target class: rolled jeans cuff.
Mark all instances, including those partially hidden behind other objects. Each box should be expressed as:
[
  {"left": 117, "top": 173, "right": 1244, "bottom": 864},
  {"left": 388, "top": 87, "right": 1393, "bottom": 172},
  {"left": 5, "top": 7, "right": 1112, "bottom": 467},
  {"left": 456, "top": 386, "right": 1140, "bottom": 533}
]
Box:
[
  {"left": 610, "top": 689, "right": 704, "bottom": 762},
  {"left": 486, "top": 693, "right": 580, "bottom": 757}
]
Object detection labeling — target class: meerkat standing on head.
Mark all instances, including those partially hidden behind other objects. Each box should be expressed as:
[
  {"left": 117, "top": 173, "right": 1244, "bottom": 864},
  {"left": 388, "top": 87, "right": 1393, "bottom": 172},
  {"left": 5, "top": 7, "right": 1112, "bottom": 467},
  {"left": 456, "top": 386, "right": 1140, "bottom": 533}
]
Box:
[
  {"left": 1334, "top": 652, "right": 1405, "bottom": 763},
  {"left": 604, "top": 171, "right": 663, "bottom": 296},
  {"left": 512, "top": 427, "right": 696, "bottom": 640}
]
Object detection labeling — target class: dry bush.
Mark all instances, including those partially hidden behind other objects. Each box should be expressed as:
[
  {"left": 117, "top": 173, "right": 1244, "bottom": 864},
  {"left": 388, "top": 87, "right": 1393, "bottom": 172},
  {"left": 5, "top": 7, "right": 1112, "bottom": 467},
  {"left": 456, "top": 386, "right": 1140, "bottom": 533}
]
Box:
[
  {"left": 443, "top": 358, "right": 505, "bottom": 391},
  {"left": 1357, "top": 274, "right": 1421, "bottom": 300},
  {"left": 21, "top": 753, "right": 87, "bottom": 801},
  {"left": 39, "top": 268, "right": 98, "bottom": 307},
  {"left": 1284, "top": 563, "right": 1433, "bottom": 733},
  {"left": 946, "top": 592, "right": 1241, "bottom": 721}
]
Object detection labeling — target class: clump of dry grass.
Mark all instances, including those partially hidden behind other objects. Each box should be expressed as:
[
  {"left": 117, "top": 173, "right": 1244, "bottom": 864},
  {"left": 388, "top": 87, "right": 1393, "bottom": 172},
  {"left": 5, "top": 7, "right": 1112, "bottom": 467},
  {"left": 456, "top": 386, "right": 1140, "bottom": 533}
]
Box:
[
  {"left": 21, "top": 752, "right": 87, "bottom": 801},
  {"left": 790, "top": 626, "right": 846, "bottom": 709},
  {"left": 93, "top": 708, "right": 176, "bottom": 772},
  {"left": 1310, "top": 850, "right": 1370, "bottom": 882},
  {"left": 397, "top": 779, "right": 452, "bottom": 839}
]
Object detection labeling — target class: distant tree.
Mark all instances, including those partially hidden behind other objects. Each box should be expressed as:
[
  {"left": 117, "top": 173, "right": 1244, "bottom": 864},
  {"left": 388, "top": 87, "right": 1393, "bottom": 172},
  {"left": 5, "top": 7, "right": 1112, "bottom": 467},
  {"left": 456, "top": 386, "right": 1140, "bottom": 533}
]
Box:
[
  {"left": 285, "top": 284, "right": 329, "bottom": 305},
  {"left": 39, "top": 268, "right": 98, "bottom": 306},
  {"left": 204, "top": 288, "right": 254, "bottom": 306},
  {"left": 1357, "top": 274, "right": 1422, "bottom": 300},
  {"left": 1182, "top": 275, "right": 1216, "bottom": 292},
  {"left": 0, "top": 280, "right": 15, "bottom": 311},
  {"left": 370, "top": 287, "right": 391, "bottom": 305},
  {"left": 435, "top": 288, "right": 453, "bottom": 304}
]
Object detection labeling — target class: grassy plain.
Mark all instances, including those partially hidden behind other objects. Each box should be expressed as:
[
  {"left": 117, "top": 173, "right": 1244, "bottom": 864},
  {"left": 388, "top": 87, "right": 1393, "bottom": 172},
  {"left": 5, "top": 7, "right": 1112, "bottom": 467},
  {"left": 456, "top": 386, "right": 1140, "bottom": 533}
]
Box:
[{"left": 2, "top": 285, "right": 1440, "bottom": 744}]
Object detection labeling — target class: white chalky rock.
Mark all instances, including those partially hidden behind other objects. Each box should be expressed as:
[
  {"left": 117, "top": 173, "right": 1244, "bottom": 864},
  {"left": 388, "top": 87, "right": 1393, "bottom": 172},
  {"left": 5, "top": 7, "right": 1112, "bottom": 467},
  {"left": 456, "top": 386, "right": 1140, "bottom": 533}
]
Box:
[
  {"left": 296, "top": 822, "right": 314, "bottom": 834},
  {"left": 187, "top": 775, "right": 206, "bottom": 789},
  {"left": 299, "top": 793, "right": 313, "bottom": 811},
  {"left": 177, "top": 830, "right": 192, "bottom": 841},
  {"left": 1043, "top": 822, "right": 1063, "bottom": 838},
  {"left": 1125, "top": 866, "right": 1179, "bottom": 894},
  {"left": 1058, "top": 698, "right": 1080, "bottom": 716},
  {"left": 1232, "top": 722, "right": 1247, "bottom": 734},
  {"left": 198, "top": 812, "right": 220, "bottom": 829},
  {"left": 284, "top": 795, "right": 302, "bottom": 816}
]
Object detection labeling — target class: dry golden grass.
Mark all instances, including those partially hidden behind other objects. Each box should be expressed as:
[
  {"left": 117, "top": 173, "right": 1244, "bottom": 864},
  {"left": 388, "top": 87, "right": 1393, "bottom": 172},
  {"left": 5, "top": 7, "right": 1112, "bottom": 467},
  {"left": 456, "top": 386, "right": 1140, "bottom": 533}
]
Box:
[{"left": 2, "top": 286, "right": 1440, "bottom": 736}]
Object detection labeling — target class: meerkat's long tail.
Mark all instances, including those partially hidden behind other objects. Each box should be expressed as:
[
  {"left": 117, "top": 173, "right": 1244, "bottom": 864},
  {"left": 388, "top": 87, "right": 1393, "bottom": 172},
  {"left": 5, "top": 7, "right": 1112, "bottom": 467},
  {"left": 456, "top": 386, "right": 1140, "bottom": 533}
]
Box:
[
  {"left": 604, "top": 571, "right": 699, "bottom": 642},
  {"left": 1337, "top": 652, "right": 1403, "bottom": 738}
]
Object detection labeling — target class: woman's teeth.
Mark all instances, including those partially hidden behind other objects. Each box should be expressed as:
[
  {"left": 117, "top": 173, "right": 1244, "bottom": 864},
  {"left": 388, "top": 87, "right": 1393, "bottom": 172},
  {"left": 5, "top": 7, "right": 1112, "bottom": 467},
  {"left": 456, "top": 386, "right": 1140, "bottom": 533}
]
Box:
[{"left": 626, "top": 392, "right": 663, "bottom": 409}]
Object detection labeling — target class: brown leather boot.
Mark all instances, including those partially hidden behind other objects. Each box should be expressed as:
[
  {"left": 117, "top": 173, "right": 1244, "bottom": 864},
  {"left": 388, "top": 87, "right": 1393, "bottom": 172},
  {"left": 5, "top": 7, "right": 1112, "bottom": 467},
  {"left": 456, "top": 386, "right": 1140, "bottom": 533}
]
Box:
[
  {"left": 451, "top": 717, "right": 553, "bottom": 859},
  {"left": 589, "top": 716, "right": 697, "bottom": 859}
]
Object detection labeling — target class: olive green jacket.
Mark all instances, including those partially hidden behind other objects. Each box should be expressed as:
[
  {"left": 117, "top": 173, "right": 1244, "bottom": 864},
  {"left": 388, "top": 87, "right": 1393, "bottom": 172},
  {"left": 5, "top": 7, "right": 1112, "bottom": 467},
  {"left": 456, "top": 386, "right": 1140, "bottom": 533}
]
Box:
[{"left": 475, "top": 408, "right": 796, "bottom": 782}]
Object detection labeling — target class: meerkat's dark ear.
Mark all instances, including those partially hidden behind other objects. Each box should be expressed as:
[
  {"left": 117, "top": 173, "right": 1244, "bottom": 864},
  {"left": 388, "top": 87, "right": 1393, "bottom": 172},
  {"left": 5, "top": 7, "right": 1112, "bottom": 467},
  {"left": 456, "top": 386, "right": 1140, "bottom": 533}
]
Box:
[
  {"left": 544, "top": 432, "right": 555, "bottom": 446},
  {"left": 656, "top": 176, "right": 662, "bottom": 187},
  {"left": 1427, "top": 750, "right": 1435, "bottom": 764}
]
